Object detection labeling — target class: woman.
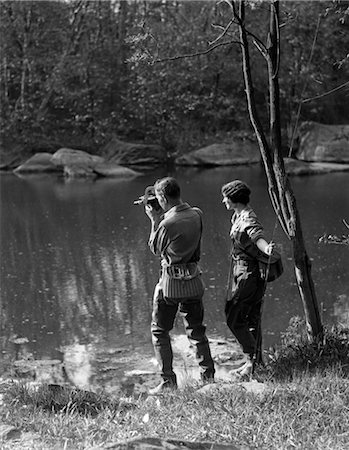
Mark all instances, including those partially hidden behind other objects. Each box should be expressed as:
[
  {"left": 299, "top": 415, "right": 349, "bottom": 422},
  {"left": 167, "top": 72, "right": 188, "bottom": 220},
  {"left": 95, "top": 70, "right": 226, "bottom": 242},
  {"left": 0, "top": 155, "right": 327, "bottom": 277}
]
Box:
[{"left": 221, "top": 180, "right": 274, "bottom": 377}]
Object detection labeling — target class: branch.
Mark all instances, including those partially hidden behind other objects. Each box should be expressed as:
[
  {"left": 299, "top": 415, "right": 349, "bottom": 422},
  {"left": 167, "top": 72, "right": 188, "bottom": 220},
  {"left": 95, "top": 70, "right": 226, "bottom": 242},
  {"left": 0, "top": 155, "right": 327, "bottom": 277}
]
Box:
[
  {"left": 253, "top": 39, "right": 268, "bottom": 59},
  {"left": 152, "top": 40, "right": 241, "bottom": 63},
  {"left": 245, "top": 29, "right": 267, "bottom": 56},
  {"left": 272, "top": 2, "right": 280, "bottom": 79},
  {"left": 231, "top": 1, "right": 268, "bottom": 54},
  {"left": 209, "top": 20, "right": 234, "bottom": 46},
  {"left": 301, "top": 80, "right": 349, "bottom": 103},
  {"left": 218, "top": 0, "right": 234, "bottom": 10}
]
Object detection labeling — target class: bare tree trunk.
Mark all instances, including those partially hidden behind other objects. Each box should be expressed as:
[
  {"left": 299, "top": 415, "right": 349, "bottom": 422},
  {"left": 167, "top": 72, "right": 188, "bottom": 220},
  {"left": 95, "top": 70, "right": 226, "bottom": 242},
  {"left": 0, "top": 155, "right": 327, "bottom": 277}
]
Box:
[
  {"left": 2, "top": 56, "right": 9, "bottom": 105},
  {"left": 238, "top": 0, "right": 323, "bottom": 341},
  {"left": 9, "top": 3, "right": 32, "bottom": 112}
]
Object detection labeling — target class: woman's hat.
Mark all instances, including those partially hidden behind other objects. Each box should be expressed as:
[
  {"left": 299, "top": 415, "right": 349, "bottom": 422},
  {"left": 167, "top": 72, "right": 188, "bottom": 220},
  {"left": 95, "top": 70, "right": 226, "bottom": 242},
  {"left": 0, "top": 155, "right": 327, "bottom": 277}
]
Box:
[{"left": 221, "top": 180, "right": 251, "bottom": 199}]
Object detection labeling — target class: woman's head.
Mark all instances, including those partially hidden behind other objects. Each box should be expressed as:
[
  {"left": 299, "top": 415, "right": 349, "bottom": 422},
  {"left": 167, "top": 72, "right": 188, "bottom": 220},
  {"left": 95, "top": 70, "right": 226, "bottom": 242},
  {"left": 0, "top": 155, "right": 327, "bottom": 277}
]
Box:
[{"left": 221, "top": 180, "right": 251, "bottom": 206}]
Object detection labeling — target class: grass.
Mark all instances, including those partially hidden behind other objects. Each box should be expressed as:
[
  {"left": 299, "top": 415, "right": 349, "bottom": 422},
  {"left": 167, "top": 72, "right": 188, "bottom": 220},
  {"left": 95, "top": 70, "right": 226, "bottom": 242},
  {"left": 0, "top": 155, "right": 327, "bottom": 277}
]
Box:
[
  {"left": 1, "top": 319, "right": 349, "bottom": 450},
  {"left": 258, "top": 317, "right": 349, "bottom": 382}
]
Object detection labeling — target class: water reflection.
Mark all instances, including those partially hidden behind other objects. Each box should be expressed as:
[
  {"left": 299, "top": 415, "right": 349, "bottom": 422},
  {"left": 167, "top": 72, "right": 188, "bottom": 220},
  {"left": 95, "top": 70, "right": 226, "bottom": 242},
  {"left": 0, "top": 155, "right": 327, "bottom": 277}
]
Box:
[{"left": 1, "top": 168, "right": 348, "bottom": 390}]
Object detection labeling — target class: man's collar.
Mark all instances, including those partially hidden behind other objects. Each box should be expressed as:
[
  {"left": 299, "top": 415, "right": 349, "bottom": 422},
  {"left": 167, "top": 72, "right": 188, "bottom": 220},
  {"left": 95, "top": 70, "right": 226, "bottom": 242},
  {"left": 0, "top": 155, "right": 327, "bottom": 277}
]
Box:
[{"left": 164, "top": 202, "right": 190, "bottom": 219}]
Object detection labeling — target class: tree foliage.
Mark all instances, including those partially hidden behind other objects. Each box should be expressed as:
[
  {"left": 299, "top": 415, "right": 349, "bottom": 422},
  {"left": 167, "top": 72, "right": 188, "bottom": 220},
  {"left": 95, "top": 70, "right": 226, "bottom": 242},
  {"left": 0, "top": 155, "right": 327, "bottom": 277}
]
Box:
[{"left": 0, "top": 0, "right": 348, "bottom": 156}]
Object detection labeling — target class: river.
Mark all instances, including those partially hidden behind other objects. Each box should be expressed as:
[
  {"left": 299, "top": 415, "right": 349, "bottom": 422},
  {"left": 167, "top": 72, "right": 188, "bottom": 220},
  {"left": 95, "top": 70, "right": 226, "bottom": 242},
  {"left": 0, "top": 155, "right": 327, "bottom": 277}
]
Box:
[{"left": 0, "top": 166, "right": 348, "bottom": 390}]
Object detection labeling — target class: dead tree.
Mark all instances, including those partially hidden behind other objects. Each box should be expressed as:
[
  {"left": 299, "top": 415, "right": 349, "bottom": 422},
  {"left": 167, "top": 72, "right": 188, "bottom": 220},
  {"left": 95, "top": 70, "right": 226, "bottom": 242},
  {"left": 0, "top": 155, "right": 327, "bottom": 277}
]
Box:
[{"left": 231, "top": 0, "right": 323, "bottom": 340}]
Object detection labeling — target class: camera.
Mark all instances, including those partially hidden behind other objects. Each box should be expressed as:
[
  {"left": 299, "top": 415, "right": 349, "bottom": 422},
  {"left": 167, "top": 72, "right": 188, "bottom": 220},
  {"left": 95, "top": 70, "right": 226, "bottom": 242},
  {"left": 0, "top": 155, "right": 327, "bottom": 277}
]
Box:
[{"left": 133, "top": 186, "right": 162, "bottom": 212}]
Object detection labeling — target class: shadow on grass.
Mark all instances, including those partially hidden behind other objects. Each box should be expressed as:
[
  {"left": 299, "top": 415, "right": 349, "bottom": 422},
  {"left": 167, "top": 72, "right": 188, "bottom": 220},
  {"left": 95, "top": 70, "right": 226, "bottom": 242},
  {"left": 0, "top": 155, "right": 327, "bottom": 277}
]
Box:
[{"left": 6, "top": 383, "right": 131, "bottom": 417}]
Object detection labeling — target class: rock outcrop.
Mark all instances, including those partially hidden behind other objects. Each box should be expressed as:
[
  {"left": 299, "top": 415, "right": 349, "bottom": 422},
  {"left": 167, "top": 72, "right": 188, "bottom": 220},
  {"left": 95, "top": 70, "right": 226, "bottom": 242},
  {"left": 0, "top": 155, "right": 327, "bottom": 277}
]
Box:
[
  {"left": 297, "top": 122, "right": 349, "bottom": 163},
  {"left": 13, "top": 147, "right": 142, "bottom": 178},
  {"left": 93, "top": 162, "right": 142, "bottom": 178},
  {"left": 13, "top": 153, "right": 61, "bottom": 174},
  {"left": 102, "top": 136, "right": 167, "bottom": 165},
  {"left": 175, "top": 141, "right": 260, "bottom": 166},
  {"left": 50, "top": 148, "right": 104, "bottom": 166},
  {"left": 284, "top": 157, "right": 349, "bottom": 176}
]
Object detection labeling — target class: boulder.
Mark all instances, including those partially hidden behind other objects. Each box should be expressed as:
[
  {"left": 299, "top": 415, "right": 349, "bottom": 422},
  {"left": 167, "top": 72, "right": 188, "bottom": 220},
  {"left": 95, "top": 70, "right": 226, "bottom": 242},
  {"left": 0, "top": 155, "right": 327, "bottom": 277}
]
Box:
[
  {"left": 51, "top": 148, "right": 105, "bottom": 168},
  {"left": 284, "top": 157, "right": 349, "bottom": 176},
  {"left": 63, "top": 165, "right": 97, "bottom": 178},
  {"left": 50, "top": 148, "right": 105, "bottom": 178},
  {"left": 101, "top": 136, "right": 167, "bottom": 165},
  {"left": 93, "top": 162, "right": 142, "bottom": 178},
  {"left": 175, "top": 141, "right": 260, "bottom": 166},
  {"left": 297, "top": 122, "right": 349, "bottom": 162},
  {"left": 13, "top": 153, "right": 61, "bottom": 173}
]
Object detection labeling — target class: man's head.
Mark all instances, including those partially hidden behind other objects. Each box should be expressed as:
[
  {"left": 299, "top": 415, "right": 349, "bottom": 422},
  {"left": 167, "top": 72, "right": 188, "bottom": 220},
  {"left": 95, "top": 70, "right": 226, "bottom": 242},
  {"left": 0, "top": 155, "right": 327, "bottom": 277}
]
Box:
[{"left": 154, "top": 177, "right": 181, "bottom": 211}]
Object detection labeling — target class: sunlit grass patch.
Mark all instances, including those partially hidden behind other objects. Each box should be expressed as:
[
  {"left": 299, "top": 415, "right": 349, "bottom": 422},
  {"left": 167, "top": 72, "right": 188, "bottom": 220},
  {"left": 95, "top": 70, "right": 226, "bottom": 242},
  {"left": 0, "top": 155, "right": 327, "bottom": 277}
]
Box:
[{"left": 2, "top": 374, "right": 349, "bottom": 449}]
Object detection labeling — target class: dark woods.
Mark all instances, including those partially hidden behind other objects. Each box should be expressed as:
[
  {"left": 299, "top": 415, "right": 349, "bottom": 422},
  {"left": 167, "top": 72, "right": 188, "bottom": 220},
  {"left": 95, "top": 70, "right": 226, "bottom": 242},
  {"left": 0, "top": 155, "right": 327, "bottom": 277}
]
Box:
[{"left": 0, "top": 0, "right": 348, "bottom": 156}]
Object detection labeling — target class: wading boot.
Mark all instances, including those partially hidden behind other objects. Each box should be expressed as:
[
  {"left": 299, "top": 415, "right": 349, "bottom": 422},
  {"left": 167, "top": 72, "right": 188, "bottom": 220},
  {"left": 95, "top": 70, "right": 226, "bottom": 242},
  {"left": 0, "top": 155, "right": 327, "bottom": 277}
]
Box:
[
  {"left": 148, "top": 376, "right": 178, "bottom": 395},
  {"left": 230, "top": 354, "right": 254, "bottom": 378}
]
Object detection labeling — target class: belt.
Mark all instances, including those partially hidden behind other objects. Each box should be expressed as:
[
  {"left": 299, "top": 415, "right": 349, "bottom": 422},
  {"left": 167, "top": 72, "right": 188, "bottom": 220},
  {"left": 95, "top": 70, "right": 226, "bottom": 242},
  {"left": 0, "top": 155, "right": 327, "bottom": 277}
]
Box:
[{"left": 163, "top": 262, "right": 201, "bottom": 280}]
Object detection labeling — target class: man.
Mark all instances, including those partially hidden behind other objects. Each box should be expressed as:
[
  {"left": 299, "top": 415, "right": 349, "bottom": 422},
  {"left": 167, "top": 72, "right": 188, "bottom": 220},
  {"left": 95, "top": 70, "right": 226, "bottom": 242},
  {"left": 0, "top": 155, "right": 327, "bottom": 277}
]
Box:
[{"left": 145, "top": 177, "right": 215, "bottom": 393}]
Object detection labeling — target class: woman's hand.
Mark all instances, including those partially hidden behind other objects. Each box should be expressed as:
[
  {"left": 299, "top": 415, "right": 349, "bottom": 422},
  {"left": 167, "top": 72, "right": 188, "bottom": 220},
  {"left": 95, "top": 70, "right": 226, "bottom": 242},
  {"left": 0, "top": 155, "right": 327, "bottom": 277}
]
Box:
[
  {"left": 264, "top": 241, "right": 275, "bottom": 256},
  {"left": 256, "top": 238, "right": 275, "bottom": 255}
]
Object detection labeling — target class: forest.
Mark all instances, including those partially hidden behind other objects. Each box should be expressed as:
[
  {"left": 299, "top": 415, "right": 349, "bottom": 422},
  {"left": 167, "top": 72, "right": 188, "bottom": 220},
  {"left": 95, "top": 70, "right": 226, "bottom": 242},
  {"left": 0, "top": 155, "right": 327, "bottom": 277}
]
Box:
[{"left": 0, "top": 0, "right": 348, "bottom": 159}]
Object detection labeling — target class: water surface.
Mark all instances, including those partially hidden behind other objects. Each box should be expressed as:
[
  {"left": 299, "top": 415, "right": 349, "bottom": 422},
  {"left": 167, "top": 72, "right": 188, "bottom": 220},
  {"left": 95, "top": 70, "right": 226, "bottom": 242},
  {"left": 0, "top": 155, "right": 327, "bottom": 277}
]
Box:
[{"left": 1, "top": 167, "right": 348, "bottom": 389}]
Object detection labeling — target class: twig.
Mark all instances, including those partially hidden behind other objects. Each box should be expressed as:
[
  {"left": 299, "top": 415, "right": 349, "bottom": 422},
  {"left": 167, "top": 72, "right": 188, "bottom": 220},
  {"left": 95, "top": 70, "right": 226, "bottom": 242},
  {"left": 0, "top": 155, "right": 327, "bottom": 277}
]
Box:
[
  {"left": 152, "top": 40, "right": 241, "bottom": 63},
  {"left": 209, "top": 20, "right": 234, "bottom": 46},
  {"left": 301, "top": 80, "right": 349, "bottom": 104}
]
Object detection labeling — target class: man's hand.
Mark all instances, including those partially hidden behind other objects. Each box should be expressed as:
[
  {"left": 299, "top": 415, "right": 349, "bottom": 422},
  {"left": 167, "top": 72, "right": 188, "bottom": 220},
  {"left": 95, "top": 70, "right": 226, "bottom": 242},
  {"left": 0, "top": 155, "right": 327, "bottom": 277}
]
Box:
[{"left": 145, "top": 204, "right": 162, "bottom": 224}]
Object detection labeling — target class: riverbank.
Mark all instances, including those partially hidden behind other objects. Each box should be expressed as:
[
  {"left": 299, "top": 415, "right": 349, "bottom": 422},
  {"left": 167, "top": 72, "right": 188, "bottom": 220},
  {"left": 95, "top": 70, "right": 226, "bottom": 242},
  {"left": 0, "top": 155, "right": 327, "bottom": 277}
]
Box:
[
  {"left": 1, "top": 323, "right": 349, "bottom": 450},
  {"left": 1, "top": 370, "right": 348, "bottom": 450}
]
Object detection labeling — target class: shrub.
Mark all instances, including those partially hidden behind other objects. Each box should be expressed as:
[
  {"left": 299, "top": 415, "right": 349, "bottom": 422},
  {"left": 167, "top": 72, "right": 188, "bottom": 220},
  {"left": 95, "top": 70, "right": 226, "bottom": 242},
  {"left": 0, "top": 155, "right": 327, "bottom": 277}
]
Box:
[{"left": 259, "top": 316, "right": 349, "bottom": 381}]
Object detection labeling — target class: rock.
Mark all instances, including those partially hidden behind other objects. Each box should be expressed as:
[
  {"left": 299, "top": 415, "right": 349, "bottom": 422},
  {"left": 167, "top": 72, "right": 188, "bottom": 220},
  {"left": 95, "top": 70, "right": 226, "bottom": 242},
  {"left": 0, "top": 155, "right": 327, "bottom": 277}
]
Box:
[
  {"left": 93, "top": 162, "right": 142, "bottom": 178},
  {"left": 51, "top": 147, "right": 105, "bottom": 168},
  {"left": 51, "top": 148, "right": 105, "bottom": 178},
  {"left": 11, "top": 147, "right": 143, "bottom": 178},
  {"left": 284, "top": 157, "right": 349, "bottom": 176},
  {"left": 12, "top": 359, "right": 67, "bottom": 384},
  {"left": 196, "top": 380, "right": 267, "bottom": 397},
  {"left": 63, "top": 164, "right": 97, "bottom": 178},
  {"left": 102, "top": 436, "right": 240, "bottom": 449},
  {"left": 175, "top": 141, "right": 260, "bottom": 166},
  {"left": 240, "top": 380, "right": 268, "bottom": 395},
  {"left": 102, "top": 136, "right": 167, "bottom": 165},
  {"left": 297, "top": 122, "right": 349, "bottom": 162},
  {"left": 13, "top": 153, "right": 61, "bottom": 174},
  {"left": 0, "top": 425, "right": 22, "bottom": 441}
]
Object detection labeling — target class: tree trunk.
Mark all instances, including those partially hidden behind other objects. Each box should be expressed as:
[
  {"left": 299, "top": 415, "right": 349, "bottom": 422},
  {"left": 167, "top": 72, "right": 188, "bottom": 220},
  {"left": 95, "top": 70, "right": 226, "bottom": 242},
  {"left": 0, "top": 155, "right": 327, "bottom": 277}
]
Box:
[
  {"left": 35, "top": 0, "right": 86, "bottom": 124},
  {"left": 19, "top": 5, "right": 32, "bottom": 112},
  {"left": 238, "top": 0, "right": 323, "bottom": 341}
]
